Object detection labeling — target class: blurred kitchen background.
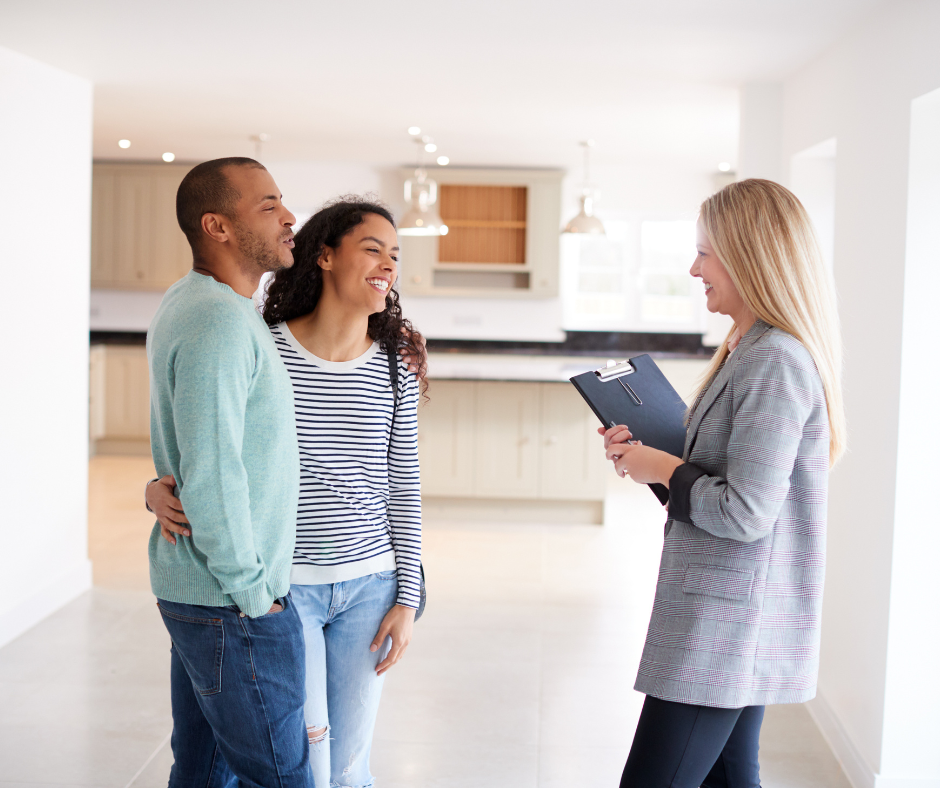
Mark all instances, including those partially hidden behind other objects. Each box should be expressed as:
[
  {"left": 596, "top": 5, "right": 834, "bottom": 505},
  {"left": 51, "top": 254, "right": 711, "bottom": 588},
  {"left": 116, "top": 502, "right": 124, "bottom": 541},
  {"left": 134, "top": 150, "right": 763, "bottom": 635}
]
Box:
[{"left": 1, "top": 1, "right": 938, "bottom": 786}]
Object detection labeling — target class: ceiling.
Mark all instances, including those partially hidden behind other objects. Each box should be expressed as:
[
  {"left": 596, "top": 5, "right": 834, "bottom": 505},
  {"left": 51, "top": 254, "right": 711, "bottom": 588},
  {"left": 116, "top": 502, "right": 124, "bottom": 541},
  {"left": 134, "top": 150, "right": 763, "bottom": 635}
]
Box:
[{"left": 1, "top": 0, "right": 885, "bottom": 173}]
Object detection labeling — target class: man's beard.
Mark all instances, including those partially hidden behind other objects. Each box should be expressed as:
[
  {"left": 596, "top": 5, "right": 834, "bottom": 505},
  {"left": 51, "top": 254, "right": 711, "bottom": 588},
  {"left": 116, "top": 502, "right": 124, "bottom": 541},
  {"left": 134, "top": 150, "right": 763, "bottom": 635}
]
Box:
[{"left": 233, "top": 222, "right": 292, "bottom": 275}]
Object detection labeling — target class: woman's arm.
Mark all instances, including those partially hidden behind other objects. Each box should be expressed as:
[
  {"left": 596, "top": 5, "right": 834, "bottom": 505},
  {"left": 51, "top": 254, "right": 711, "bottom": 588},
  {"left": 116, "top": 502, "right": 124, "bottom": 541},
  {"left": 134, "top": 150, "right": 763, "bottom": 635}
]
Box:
[
  {"left": 145, "top": 475, "right": 190, "bottom": 545},
  {"left": 673, "top": 344, "right": 822, "bottom": 542},
  {"left": 386, "top": 363, "right": 423, "bottom": 610}
]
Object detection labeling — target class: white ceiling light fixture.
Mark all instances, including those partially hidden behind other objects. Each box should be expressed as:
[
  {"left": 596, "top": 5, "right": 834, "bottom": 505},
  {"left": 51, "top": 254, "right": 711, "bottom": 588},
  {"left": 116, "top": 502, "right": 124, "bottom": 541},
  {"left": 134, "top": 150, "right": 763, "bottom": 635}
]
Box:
[
  {"left": 436, "top": 156, "right": 450, "bottom": 166},
  {"left": 118, "top": 139, "right": 131, "bottom": 149},
  {"left": 162, "top": 152, "right": 176, "bottom": 162},
  {"left": 563, "top": 140, "right": 605, "bottom": 235},
  {"left": 250, "top": 133, "right": 270, "bottom": 162},
  {"left": 399, "top": 135, "right": 448, "bottom": 236},
  {"left": 408, "top": 126, "right": 421, "bottom": 136},
  {"left": 718, "top": 161, "right": 732, "bottom": 172}
]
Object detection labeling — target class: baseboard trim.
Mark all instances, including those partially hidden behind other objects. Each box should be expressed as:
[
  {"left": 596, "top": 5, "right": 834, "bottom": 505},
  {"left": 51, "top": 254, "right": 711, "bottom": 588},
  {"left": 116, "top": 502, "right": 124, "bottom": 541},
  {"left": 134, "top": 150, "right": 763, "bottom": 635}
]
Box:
[
  {"left": 422, "top": 496, "right": 603, "bottom": 524},
  {"left": 807, "top": 692, "right": 940, "bottom": 788},
  {"left": 808, "top": 692, "right": 877, "bottom": 788},
  {"left": 0, "top": 560, "right": 93, "bottom": 650}
]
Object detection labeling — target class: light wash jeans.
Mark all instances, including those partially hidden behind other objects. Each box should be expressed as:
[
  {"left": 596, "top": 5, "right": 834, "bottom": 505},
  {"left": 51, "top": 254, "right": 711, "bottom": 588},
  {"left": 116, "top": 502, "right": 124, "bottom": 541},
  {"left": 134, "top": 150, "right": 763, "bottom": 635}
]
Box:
[{"left": 291, "top": 572, "right": 398, "bottom": 788}]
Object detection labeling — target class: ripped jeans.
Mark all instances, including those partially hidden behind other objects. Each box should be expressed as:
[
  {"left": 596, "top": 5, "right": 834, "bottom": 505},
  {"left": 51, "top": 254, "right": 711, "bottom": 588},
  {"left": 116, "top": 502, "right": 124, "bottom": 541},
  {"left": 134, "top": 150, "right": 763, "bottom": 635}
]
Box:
[{"left": 291, "top": 572, "right": 397, "bottom": 788}]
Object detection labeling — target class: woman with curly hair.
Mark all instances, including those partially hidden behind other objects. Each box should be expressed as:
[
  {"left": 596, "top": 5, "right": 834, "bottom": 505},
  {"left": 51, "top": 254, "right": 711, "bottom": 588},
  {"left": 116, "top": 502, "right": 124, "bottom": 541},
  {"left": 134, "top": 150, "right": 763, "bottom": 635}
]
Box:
[{"left": 149, "top": 197, "right": 424, "bottom": 787}]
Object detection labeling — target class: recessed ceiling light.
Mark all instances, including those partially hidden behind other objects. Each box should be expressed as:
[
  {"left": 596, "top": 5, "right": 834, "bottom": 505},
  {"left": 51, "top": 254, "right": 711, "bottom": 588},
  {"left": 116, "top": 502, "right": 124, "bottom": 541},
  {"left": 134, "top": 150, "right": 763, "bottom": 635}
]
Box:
[
  {"left": 408, "top": 126, "right": 421, "bottom": 135},
  {"left": 162, "top": 152, "right": 176, "bottom": 162},
  {"left": 424, "top": 143, "right": 437, "bottom": 153},
  {"left": 437, "top": 156, "right": 450, "bottom": 166},
  {"left": 118, "top": 139, "right": 131, "bottom": 149},
  {"left": 718, "top": 162, "right": 731, "bottom": 172}
]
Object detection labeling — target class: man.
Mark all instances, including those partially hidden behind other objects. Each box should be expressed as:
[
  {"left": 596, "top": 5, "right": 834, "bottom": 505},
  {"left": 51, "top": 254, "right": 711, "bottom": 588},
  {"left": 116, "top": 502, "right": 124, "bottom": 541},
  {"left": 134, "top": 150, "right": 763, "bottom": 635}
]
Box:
[{"left": 147, "top": 157, "right": 313, "bottom": 786}]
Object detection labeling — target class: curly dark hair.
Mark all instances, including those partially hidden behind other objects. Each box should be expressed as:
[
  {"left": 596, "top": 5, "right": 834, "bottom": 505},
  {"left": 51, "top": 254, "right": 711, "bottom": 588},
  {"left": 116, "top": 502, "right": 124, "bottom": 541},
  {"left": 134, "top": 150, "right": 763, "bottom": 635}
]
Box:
[{"left": 262, "top": 195, "right": 427, "bottom": 382}]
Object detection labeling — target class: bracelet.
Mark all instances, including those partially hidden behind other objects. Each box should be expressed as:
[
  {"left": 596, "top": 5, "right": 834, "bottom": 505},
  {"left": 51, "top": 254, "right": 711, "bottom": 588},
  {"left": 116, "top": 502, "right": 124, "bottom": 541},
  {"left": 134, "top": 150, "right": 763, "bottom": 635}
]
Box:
[{"left": 144, "top": 477, "right": 159, "bottom": 513}]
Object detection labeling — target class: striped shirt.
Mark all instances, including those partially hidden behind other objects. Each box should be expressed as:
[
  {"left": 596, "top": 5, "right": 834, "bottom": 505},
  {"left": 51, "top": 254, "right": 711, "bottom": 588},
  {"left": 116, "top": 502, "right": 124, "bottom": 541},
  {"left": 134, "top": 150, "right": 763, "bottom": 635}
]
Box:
[{"left": 270, "top": 322, "right": 422, "bottom": 609}]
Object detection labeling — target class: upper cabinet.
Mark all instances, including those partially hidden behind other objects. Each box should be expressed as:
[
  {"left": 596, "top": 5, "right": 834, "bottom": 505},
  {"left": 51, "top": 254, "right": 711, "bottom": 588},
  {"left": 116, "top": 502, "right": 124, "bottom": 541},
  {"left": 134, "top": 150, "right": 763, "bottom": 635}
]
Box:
[
  {"left": 398, "top": 168, "right": 563, "bottom": 299},
  {"left": 91, "top": 163, "right": 192, "bottom": 290}
]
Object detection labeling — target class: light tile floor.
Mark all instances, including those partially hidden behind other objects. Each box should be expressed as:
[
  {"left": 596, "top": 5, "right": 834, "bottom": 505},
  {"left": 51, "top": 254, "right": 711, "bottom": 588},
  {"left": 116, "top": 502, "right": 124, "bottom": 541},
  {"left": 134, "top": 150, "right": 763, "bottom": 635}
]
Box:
[{"left": 0, "top": 457, "right": 852, "bottom": 787}]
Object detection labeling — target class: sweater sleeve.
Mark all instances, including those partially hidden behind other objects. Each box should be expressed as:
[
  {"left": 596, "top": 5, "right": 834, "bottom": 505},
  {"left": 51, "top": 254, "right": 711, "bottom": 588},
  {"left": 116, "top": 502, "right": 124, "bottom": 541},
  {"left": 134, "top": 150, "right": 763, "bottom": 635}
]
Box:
[
  {"left": 172, "top": 317, "right": 276, "bottom": 617},
  {"left": 387, "top": 361, "right": 423, "bottom": 609},
  {"left": 683, "top": 343, "right": 820, "bottom": 543}
]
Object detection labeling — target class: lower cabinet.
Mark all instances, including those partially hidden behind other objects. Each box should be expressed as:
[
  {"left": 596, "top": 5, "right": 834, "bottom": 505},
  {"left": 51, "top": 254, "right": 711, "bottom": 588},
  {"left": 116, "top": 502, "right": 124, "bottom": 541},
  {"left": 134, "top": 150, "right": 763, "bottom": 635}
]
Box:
[
  {"left": 418, "top": 380, "right": 607, "bottom": 502},
  {"left": 90, "top": 344, "right": 151, "bottom": 455},
  {"left": 87, "top": 346, "right": 610, "bottom": 506}
]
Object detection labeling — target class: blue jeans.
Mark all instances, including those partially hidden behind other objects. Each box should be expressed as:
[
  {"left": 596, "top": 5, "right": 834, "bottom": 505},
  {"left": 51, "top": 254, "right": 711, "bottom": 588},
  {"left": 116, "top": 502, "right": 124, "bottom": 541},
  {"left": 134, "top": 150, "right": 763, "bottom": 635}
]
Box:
[
  {"left": 620, "top": 696, "right": 765, "bottom": 787},
  {"left": 158, "top": 595, "right": 314, "bottom": 788},
  {"left": 292, "top": 572, "right": 398, "bottom": 788}
]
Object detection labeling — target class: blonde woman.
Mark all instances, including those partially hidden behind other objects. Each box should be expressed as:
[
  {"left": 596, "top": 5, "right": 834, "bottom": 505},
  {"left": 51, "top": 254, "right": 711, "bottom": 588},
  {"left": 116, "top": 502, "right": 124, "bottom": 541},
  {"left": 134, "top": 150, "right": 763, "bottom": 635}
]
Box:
[{"left": 602, "top": 179, "right": 845, "bottom": 787}]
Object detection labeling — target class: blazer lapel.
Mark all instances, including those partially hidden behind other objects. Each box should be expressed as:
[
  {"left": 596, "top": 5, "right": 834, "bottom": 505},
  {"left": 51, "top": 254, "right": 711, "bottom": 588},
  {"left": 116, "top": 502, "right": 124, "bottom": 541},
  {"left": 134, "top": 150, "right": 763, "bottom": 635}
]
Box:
[{"left": 683, "top": 321, "right": 772, "bottom": 459}]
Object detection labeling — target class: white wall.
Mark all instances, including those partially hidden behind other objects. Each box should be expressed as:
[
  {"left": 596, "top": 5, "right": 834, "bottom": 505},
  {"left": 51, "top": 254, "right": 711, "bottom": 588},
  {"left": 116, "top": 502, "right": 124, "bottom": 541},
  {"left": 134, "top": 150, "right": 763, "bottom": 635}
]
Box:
[
  {"left": 883, "top": 85, "right": 940, "bottom": 784},
  {"left": 0, "top": 47, "right": 93, "bottom": 647},
  {"left": 781, "top": 3, "right": 940, "bottom": 785}
]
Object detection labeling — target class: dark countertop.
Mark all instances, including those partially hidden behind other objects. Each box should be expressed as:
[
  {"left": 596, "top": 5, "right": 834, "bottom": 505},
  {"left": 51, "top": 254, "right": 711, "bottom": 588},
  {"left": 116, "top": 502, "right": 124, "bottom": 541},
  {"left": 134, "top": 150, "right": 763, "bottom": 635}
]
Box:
[{"left": 91, "top": 329, "right": 715, "bottom": 358}]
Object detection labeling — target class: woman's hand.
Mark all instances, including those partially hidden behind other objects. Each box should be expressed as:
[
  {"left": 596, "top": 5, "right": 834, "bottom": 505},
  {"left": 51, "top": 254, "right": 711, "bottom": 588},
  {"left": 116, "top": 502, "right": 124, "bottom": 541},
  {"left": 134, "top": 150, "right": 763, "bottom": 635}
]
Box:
[
  {"left": 371, "top": 604, "right": 416, "bottom": 676},
  {"left": 146, "top": 476, "right": 190, "bottom": 545},
  {"left": 598, "top": 424, "right": 634, "bottom": 448},
  {"left": 399, "top": 326, "right": 428, "bottom": 379},
  {"left": 606, "top": 442, "right": 684, "bottom": 487}
]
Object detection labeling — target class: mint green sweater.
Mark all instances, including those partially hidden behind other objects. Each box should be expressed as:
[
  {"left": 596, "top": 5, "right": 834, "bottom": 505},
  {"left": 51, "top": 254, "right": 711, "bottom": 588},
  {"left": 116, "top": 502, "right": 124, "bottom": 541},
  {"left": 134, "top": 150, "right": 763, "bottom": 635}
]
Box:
[{"left": 147, "top": 271, "right": 299, "bottom": 618}]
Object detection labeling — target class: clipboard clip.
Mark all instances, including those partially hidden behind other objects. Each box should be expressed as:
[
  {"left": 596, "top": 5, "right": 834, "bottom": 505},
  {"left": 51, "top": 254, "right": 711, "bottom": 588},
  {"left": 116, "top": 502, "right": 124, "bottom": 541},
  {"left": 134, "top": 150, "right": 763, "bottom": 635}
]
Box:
[{"left": 595, "top": 360, "right": 643, "bottom": 406}]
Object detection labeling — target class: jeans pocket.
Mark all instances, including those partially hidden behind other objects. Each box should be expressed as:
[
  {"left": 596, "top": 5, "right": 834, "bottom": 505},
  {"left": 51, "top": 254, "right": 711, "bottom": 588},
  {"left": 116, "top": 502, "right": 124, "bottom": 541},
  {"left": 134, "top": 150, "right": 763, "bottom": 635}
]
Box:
[
  {"left": 158, "top": 604, "right": 224, "bottom": 696},
  {"left": 375, "top": 570, "right": 397, "bottom": 581}
]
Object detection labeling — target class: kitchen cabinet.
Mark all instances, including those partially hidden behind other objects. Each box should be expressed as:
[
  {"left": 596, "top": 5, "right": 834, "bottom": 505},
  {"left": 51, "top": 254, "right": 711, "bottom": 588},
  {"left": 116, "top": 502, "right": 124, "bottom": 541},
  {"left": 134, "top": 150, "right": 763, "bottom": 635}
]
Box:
[
  {"left": 91, "top": 163, "right": 192, "bottom": 290},
  {"left": 473, "top": 382, "right": 541, "bottom": 499},
  {"left": 399, "top": 168, "right": 562, "bottom": 299},
  {"left": 89, "top": 344, "right": 151, "bottom": 455},
  {"left": 538, "top": 383, "right": 609, "bottom": 501},
  {"left": 415, "top": 380, "right": 476, "bottom": 496},
  {"left": 417, "top": 380, "right": 607, "bottom": 505}
]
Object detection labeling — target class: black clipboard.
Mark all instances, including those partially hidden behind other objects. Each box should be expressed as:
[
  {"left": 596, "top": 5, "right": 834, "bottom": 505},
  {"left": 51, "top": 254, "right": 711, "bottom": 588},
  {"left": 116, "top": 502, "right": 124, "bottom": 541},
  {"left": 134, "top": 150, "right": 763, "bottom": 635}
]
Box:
[{"left": 570, "top": 355, "right": 688, "bottom": 505}]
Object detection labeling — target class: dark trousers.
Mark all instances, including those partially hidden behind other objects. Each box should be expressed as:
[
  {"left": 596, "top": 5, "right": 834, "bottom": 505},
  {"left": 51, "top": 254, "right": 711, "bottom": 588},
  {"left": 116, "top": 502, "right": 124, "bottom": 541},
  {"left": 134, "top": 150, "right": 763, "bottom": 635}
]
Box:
[
  {"left": 620, "top": 696, "right": 764, "bottom": 788},
  {"left": 158, "top": 595, "right": 314, "bottom": 788}
]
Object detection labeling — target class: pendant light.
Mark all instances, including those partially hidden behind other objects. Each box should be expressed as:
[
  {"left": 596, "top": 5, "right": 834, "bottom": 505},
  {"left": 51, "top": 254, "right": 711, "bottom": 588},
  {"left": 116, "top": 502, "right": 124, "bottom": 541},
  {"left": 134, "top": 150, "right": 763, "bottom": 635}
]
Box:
[
  {"left": 399, "top": 134, "right": 449, "bottom": 236},
  {"left": 563, "top": 140, "right": 605, "bottom": 235}
]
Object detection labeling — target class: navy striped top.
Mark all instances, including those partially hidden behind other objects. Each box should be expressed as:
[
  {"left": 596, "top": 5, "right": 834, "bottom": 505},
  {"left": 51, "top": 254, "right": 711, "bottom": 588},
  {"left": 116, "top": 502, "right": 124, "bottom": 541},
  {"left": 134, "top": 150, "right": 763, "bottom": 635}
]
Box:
[{"left": 270, "top": 323, "right": 422, "bottom": 609}]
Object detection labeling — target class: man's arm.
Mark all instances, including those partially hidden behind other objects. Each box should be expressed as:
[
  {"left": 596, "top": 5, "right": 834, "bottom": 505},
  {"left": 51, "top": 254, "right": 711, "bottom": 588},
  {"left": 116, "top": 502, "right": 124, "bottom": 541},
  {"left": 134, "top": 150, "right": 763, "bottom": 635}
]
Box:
[{"left": 170, "top": 322, "right": 275, "bottom": 617}]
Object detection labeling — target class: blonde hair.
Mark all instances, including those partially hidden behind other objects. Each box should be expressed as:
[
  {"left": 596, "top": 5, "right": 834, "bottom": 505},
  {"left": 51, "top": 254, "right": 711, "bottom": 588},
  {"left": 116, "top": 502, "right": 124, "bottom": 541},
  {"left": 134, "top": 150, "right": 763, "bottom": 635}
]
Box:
[{"left": 695, "top": 178, "right": 846, "bottom": 466}]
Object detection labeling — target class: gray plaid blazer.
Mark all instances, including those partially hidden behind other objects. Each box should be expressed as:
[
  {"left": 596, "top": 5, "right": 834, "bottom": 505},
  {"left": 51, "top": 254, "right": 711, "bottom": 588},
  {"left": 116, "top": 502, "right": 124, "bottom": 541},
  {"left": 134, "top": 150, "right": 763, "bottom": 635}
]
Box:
[{"left": 634, "top": 321, "right": 830, "bottom": 708}]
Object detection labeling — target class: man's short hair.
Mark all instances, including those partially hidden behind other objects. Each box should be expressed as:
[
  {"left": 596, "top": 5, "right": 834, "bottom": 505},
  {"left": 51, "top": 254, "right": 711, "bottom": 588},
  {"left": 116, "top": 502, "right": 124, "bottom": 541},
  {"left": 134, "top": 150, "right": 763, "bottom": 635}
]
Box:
[{"left": 176, "top": 157, "right": 266, "bottom": 247}]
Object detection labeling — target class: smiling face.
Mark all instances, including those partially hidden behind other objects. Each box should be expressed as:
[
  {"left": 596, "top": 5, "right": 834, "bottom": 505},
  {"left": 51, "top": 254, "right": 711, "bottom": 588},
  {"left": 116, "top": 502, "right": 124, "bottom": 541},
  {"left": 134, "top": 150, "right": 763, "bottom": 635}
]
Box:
[
  {"left": 691, "top": 219, "right": 749, "bottom": 321},
  {"left": 225, "top": 165, "right": 296, "bottom": 274},
  {"left": 319, "top": 212, "right": 399, "bottom": 315}
]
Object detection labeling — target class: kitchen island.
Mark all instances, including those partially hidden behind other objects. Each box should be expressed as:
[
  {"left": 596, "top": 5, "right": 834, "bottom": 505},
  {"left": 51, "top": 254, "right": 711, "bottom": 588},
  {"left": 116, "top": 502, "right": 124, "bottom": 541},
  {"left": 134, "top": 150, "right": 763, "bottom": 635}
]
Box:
[
  {"left": 418, "top": 352, "right": 708, "bottom": 524},
  {"left": 89, "top": 340, "right": 708, "bottom": 523}
]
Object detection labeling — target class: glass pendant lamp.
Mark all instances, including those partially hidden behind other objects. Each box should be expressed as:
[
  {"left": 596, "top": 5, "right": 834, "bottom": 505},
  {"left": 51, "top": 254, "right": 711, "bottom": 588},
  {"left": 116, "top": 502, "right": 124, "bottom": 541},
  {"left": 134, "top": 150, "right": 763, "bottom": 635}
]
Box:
[
  {"left": 563, "top": 140, "right": 605, "bottom": 235},
  {"left": 399, "top": 137, "right": 448, "bottom": 236}
]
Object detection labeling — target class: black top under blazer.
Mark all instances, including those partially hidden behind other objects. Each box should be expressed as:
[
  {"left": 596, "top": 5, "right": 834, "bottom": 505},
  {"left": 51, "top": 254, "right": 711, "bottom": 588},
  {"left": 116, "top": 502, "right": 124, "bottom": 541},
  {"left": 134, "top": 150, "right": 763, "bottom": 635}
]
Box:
[{"left": 634, "top": 320, "right": 830, "bottom": 708}]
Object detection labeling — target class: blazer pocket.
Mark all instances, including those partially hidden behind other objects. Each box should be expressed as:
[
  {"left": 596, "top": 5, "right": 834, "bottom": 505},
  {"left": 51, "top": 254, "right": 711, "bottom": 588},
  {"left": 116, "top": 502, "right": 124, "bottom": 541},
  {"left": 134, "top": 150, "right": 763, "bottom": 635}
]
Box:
[{"left": 682, "top": 564, "right": 755, "bottom": 602}]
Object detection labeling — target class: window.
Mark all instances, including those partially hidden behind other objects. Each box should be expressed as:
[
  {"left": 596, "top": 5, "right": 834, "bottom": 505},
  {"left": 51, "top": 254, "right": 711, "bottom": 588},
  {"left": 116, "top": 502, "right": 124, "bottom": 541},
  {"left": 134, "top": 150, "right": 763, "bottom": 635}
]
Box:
[{"left": 561, "top": 217, "right": 704, "bottom": 333}]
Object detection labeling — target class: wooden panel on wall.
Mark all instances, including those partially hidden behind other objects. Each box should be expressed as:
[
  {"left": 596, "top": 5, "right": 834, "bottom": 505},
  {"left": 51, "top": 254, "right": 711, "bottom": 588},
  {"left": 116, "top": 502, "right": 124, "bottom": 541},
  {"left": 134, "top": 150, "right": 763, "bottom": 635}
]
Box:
[{"left": 439, "top": 184, "right": 527, "bottom": 265}]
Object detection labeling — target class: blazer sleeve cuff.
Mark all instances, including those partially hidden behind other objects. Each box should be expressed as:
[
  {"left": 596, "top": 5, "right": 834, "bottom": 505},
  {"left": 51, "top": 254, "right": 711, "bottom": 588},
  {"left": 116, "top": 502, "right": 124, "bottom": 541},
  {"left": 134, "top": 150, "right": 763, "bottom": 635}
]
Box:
[{"left": 668, "top": 463, "right": 708, "bottom": 524}]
